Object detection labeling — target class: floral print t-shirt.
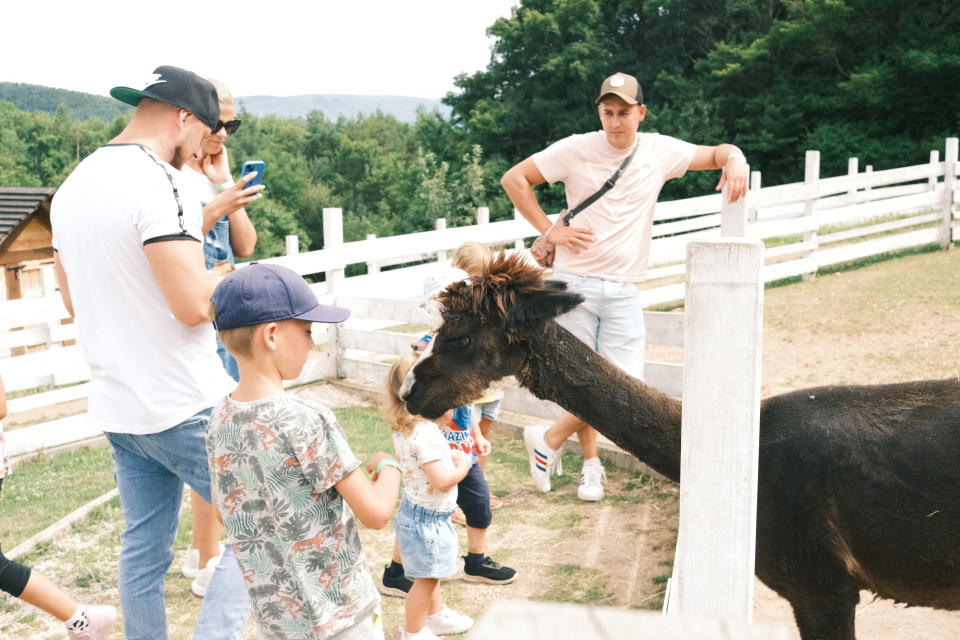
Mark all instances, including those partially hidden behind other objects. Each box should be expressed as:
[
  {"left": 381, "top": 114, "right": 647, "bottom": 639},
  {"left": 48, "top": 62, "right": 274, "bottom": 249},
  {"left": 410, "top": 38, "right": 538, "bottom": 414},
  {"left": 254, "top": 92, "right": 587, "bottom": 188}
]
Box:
[
  {"left": 206, "top": 394, "right": 378, "bottom": 640},
  {"left": 392, "top": 421, "right": 457, "bottom": 511}
]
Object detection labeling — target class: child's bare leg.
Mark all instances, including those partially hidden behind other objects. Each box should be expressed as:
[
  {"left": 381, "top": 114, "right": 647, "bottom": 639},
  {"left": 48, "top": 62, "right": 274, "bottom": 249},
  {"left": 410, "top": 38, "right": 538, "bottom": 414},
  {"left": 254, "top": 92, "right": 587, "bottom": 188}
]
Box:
[
  {"left": 406, "top": 577, "right": 440, "bottom": 633},
  {"left": 478, "top": 417, "right": 493, "bottom": 469},
  {"left": 191, "top": 488, "right": 223, "bottom": 567},
  {"left": 392, "top": 537, "right": 403, "bottom": 564},
  {"left": 466, "top": 525, "right": 487, "bottom": 557},
  {"left": 17, "top": 572, "right": 77, "bottom": 621}
]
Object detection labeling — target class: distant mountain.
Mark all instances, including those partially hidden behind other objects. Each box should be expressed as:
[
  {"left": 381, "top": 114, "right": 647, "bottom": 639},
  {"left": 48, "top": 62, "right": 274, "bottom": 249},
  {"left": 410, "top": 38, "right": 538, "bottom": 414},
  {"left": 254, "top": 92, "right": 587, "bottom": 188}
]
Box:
[
  {"left": 0, "top": 82, "right": 131, "bottom": 121},
  {"left": 236, "top": 94, "right": 451, "bottom": 123},
  {"left": 0, "top": 82, "right": 451, "bottom": 125}
]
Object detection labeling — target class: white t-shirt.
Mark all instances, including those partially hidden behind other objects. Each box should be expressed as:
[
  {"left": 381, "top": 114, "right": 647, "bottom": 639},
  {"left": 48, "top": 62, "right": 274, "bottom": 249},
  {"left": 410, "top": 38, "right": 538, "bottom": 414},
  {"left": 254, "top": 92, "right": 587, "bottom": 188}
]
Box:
[
  {"left": 533, "top": 131, "right": 696, "bottom": 282},
  {"left": 392, "top": 421, "right": 458, "bottom": 511},
  {"left": 51, "top": 144, "right": 235, "bottom": 434},
  {"left": 180, "top": 165, "right": 221, "bottom": 207}
]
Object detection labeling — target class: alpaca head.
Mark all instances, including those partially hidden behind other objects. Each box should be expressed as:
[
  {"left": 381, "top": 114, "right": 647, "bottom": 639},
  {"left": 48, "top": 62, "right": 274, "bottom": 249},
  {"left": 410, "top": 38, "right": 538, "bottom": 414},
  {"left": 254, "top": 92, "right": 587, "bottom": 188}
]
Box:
[{"left": 402, "top": 251, "right": 583, "bottom": 419}]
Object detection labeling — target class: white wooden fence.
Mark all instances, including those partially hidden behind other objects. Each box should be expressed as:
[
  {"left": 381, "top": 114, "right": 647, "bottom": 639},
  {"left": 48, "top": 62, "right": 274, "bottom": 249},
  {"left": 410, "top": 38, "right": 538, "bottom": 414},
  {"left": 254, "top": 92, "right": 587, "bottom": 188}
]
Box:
[{"left": 2, "top": 138, "right": 957, "bottom": 433}]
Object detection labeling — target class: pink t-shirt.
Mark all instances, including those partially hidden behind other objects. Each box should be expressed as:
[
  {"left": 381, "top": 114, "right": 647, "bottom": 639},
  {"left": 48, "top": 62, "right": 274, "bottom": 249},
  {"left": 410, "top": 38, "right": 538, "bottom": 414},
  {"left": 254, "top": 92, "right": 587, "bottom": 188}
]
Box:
[{"left": 533, "top": 131, "right": 696, "bottom": 282}]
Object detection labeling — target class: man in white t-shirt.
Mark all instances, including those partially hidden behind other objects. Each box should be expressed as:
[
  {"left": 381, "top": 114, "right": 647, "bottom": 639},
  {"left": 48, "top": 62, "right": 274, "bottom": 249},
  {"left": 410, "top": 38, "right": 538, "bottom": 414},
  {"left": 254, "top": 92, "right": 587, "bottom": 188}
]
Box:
[
  {"left": 51, "top": 66, "right": 250, "bottom": 640},
  {"left": 501, "top": 72, "right": 748, "bottom": 502}
]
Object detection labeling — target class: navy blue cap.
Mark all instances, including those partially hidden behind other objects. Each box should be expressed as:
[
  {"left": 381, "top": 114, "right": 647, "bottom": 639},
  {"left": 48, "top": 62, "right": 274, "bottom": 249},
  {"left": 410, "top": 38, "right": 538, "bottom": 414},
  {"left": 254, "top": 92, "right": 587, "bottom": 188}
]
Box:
[{"left": 211, "top": 263, "right": 350, "bottom": 330}]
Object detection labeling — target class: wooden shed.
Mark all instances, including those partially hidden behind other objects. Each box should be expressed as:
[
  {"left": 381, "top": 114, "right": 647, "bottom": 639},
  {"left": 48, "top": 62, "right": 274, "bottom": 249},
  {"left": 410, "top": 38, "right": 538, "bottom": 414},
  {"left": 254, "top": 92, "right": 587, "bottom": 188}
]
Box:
[{"left": 0, "top": 187, "right": 56, "bottom": 301}]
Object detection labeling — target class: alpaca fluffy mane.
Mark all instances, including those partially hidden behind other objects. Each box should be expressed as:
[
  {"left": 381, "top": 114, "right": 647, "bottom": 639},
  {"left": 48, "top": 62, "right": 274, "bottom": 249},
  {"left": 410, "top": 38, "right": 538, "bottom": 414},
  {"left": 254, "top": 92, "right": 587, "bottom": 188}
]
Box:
[{"left": 437, "top": 252, "right": 546, "bottom": 324}]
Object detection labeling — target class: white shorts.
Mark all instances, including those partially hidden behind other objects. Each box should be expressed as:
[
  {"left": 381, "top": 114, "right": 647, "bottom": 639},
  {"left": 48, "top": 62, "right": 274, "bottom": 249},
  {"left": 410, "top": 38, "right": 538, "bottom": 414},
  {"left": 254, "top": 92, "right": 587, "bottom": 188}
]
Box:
[{"left": 551, "top": 269, "right": 646, "bottom": 381}]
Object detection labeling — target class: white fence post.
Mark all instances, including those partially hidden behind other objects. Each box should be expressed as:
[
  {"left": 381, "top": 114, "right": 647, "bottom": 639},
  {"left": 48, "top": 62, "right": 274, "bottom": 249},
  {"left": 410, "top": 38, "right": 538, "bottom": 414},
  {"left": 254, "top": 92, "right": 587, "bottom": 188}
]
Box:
[
  {"left": 323, "top": 208, "right": 345, "bottom": 377},
  {"left": 864, "top": 165, "right": 873, "bottom": 200},
  {"left": 802, "top": 151, "right": 820, "bottom": 281},
  {"left": 40, "top": 265, "right": 60, "bottom": 351},
  {"left": 285, "top": 234, "right": 299, "bottom": 257},
  {"left": 720, "top": 166, "right": 750, "bottom": 237},
  {"left": 435, "top": 218, "right": 448, "bottom": 262},
  {"left": 477, "top": 207, "right": 490, "bottom": 225},
  {"left": 847, "top": 158, "right": 858, "bottom": 203},
  {"left": 675, "top": 238, "right": 764, "bottom": 621},
  {"left": 942, "top": 138, "right": 957, "bottom": 251},
  {"left": 748, "top": 171, "right": 761, "bottom": 223},
  {"left": 365, "top": 234, "right": 380, "bottom": 274},
  {"left": 929, "top": 150, "right": 940, "bottom": 191}
]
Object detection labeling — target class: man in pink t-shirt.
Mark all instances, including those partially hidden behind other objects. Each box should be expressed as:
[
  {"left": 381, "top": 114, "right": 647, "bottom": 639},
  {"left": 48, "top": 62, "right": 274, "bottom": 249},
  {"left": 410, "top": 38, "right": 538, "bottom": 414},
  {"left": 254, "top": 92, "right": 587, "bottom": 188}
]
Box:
[{"left": 501, "top": 72, "right": 749, "bottom": 502}]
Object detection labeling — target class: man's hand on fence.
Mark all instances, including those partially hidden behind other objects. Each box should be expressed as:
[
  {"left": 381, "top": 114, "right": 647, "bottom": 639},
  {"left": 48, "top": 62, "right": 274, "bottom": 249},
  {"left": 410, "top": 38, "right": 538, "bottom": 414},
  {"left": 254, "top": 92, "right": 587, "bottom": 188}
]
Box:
[{"left": 717, "top": 156, "right": 749, "bottom": 203}]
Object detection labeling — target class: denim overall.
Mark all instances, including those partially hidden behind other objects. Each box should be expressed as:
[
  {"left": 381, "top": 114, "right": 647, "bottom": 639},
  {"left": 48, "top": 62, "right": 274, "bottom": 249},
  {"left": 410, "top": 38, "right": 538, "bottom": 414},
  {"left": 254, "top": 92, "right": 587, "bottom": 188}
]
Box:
[{"left": 203, "top": 211, "right": 240, "bottom": 382}]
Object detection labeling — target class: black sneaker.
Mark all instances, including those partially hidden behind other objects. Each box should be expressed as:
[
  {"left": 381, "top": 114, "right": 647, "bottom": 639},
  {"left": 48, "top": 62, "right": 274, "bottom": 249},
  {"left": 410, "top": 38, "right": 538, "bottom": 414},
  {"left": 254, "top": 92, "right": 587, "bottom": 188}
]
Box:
[
  {"left": 461, "top": 556, "right": 517, "bottom": 585},
  {"left": 379, "top": 564, "right": 413, "bottom": 598}
]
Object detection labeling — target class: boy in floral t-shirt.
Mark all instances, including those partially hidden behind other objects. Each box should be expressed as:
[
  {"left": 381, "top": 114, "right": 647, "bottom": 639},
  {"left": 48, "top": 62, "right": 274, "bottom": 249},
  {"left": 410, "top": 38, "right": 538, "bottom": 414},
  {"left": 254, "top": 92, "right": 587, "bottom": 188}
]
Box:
[{"left": 207, "top": 264, "right": 402, "bottom": 640}]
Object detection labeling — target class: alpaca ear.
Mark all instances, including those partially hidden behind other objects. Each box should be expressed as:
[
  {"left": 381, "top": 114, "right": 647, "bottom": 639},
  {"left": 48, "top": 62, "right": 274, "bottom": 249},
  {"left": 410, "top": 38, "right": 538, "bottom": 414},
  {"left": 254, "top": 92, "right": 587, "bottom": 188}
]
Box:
[{"left": 504, "top": 281, "right": 584, "bottom": 334}]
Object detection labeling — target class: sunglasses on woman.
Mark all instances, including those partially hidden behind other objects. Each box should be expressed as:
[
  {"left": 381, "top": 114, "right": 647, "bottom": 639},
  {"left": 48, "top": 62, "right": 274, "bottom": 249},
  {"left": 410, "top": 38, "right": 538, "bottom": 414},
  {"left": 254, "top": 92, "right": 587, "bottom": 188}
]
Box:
[{"left": 212, "top": 119, "right": 242, "bottom": 135}]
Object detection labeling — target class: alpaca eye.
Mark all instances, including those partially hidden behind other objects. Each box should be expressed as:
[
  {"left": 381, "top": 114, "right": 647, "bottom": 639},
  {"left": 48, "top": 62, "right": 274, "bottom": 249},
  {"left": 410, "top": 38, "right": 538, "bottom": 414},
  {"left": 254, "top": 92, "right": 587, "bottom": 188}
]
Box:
[{"left": 450, "top": 336, "right": 470, "bottom": 350}]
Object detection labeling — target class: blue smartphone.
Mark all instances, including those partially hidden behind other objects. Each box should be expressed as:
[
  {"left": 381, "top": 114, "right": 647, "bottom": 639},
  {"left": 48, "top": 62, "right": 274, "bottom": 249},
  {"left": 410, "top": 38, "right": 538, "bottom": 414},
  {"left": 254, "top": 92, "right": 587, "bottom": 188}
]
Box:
[{"left": 240, "top": 160, "right": 265, "bottom": 189}]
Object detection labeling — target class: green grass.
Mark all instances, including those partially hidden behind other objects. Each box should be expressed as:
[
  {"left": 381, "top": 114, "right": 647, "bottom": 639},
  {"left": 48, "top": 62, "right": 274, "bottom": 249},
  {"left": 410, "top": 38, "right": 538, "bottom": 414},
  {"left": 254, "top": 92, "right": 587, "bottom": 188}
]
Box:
[{"left": 0, "top": 446, "right": 116, "bottom": 549}]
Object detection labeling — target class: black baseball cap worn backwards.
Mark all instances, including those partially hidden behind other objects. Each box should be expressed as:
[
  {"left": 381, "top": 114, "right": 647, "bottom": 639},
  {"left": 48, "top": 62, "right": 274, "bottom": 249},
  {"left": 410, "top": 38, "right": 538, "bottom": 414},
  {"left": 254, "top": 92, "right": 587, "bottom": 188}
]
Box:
[
  {"left": 110, "top": 65, "right": 220, "bottom": 131},
  {"left": 211, "top": 263, "right": 351, "bottom": 331}
]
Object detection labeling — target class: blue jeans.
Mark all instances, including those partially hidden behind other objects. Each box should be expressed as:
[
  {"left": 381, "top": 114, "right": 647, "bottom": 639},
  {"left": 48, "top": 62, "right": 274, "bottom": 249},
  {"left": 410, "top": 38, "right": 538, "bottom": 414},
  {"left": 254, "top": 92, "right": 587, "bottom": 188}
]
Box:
[
  {"left": 106, "top": 409, "right": 250, "bottom": 640},
  {"left": 551, "top": 269, "right": 646, "bottom": 380},
  {"left": 204, "top": 217, "right": 240, "bottom": 382}
]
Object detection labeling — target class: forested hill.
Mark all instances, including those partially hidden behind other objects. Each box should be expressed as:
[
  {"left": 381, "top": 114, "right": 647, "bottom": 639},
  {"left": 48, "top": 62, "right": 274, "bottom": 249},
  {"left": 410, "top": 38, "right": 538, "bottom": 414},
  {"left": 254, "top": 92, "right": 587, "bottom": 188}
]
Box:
[
  {"left": 237, "top": 95, "right": 450, "bottom": 123},
  {"left": 0, "top": 83, "right": 131, "bottom": 121},
  {"left": 0, "top": 82, "right": 448, "bottom": 124}
]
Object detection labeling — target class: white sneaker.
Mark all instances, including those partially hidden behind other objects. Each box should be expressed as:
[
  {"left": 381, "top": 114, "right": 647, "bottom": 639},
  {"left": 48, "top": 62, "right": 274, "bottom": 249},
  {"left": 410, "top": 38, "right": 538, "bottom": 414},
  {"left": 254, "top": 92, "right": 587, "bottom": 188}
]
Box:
[
  {"left": 65, "top": 605, "right": 117, "bottom": 640},
  {"left": 425, "top": 605, "right": 474, "bottom": 635},
  {"left": 181, "top": 547, "right": 201, "bottom": 578},
  {"left": 577, "top": 459, "right": 607, "bottom": 502},
  {"left": 524, "top": 424, "right": 562, "bottom": 492},
  {"left": 182, "top": 543, "right": 223, "bottom": 579},
  {"left": 400, "top": 626, "right": 442, "bottom": 640},
  {"left": 191, "top": 556, "right": 221, "bottom": 597}
]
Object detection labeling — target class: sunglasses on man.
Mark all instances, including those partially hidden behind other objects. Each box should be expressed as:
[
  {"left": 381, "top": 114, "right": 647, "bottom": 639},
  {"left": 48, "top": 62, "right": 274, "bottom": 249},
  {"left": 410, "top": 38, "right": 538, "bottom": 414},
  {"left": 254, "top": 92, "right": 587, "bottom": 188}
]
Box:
[{"left": 212, "top": 119, "right": 242, "bottom": 135}]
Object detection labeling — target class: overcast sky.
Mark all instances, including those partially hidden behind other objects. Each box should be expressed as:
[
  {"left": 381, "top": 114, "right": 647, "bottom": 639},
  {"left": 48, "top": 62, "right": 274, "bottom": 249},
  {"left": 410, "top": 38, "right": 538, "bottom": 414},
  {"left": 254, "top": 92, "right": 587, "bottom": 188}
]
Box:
[{"left": 3, "top": 0, "right": 518, "bottom": 99}]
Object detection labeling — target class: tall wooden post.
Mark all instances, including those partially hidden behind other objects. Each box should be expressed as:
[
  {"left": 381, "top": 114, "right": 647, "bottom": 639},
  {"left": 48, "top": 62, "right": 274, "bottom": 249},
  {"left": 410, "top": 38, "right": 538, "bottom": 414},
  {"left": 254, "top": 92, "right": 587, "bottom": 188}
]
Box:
[
  {"left": 748, "top": 171, "right": 761, "bottom": 223},
  {"left": 802, "top": 151, "right": 820, "bottom": 281},
  {"left": 720, "top": 167, "right": 750, "bottom": 238},
  {"left": 929, "top": 151, "right": 940, "bottom": 192},
  {"left": 323, "top": 208, "right": 345, "bottom": 377},
  {"left": 847, "top": 158, "right": 858, "bottom": 203},
  {"left": 436, "top": 218, "right": 448, "bottom": 262},
  {"left": 674, "top": 238, "right": 764, "bottom": 621},
  {"left": 942, "top": 138, "right": 957, "bottom": 251}
]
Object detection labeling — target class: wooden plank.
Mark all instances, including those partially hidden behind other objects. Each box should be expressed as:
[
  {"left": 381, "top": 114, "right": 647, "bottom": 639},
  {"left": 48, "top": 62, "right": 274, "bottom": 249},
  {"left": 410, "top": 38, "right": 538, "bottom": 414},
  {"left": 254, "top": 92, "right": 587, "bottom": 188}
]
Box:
[
  {"left": 285, "top": 355, "right": 336, "bottom": 388},
  {"left": 6, "top": 383, "right": 90, "bottom": 414},
  {"left": 340, "top": 329, "right": 419, "bottom": 355},
  {"left": 341, "top": 358, "right": 391, "bottom": 384},
  {"left": 676, "top": 239, "right": 764, "bottom": 620},
  {"left": 763, "top": 241, "right": 818, "bottom": 259},
  {"left": 818, "top": 212, "right": 940, "bottom": 244},
  {"left": 762, "top": 257, "right": 817, "bottom": 282},
  {"left": 469, "top": 600, "right": 793, "bottom": 640},
  {"left": 653, "top": 213, "right": 721, "bottom": 237},
  {"left": 654, "top": 193, "right": 723, "bottom": 221},
  {"left": 638, "top": 282, "right": 686, "bottom": 308},
  {"left": 750, "top": 215, "right": 819, "bottom": 240},
  {"left": 645, "top": 312, "right": 685, "bottom": 347},
  {"left": 818, "top": 162, "right": 941, "bottom": 197},
  {"left": 337, "top": 296, "right": 424, "bottom": 323},
  {"left": 646, "top": 361, "right": 684, "bottom": 398},
  {"left": 4, "top": 414, "right": 100, "bottom": 458},
  {"left": 816, "top": 227, "right": 940, "bottom": 267},
  {"left": 820, "top": 190, "right": 941, "bottom": 228}
]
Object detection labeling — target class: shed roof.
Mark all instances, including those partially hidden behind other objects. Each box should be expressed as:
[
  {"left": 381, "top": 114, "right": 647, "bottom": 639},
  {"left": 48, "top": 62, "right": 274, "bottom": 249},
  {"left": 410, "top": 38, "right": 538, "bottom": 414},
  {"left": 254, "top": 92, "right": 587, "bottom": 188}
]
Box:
[{"left": 0, "top": 187, "right": 56, "bottom": 246}]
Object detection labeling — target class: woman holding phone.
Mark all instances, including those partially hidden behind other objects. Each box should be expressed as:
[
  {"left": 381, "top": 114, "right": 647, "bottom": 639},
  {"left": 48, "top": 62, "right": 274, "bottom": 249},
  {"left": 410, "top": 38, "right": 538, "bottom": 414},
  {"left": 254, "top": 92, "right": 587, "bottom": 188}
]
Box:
[{"left": 179, "top": 78, "right": 262, "bottom": 599}]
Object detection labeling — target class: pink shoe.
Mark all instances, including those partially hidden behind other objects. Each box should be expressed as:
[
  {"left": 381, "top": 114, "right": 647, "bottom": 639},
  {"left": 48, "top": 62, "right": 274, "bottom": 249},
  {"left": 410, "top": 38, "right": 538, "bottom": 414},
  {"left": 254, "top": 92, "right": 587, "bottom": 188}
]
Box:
[{"left": 66, "top": 605, "right": 117, "bottom": 640}]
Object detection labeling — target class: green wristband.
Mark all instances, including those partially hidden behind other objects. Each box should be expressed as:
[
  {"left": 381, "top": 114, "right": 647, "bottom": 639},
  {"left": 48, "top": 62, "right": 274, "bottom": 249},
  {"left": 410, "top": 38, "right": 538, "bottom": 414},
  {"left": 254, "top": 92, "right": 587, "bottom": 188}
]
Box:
[{"left": 376, "top": 459, "right": 402, "bottom": 475}]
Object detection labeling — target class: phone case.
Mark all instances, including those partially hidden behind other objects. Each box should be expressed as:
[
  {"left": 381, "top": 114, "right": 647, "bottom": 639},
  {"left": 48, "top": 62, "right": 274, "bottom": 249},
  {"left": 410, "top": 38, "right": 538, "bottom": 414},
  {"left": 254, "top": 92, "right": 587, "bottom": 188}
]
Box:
[{"left": 240, "top": 160, "right": 265, "bottom": 189}]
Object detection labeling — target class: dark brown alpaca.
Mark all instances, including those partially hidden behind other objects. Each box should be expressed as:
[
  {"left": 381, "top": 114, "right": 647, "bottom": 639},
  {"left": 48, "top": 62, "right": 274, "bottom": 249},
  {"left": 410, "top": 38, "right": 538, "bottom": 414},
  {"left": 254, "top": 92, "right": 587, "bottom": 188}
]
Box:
[{"left": 402, "top": 252, "right": 960, "bottom": 640}]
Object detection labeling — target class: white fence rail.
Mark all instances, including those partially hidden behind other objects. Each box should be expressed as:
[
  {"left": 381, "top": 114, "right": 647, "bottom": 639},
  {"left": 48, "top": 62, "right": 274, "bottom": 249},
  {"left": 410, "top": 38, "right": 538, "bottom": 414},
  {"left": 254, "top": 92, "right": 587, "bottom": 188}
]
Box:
[{"left": 2, "top": 139, "right": 957, "bottom": 428}]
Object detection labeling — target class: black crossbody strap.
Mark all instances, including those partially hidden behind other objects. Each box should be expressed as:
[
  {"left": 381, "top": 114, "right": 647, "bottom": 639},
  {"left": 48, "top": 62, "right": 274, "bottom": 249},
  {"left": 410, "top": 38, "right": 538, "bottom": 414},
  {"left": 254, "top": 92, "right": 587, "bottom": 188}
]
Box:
[{"left": 562, "top": 138, "right": 640, "bottom": 224}]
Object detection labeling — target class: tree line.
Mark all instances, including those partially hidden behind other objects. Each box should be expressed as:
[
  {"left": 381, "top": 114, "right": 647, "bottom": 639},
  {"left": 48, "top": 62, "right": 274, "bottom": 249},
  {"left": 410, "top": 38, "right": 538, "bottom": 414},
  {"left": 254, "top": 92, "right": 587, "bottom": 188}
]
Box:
[{"left": 2, "top": 0, "right": 956, "bottom": 260}]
